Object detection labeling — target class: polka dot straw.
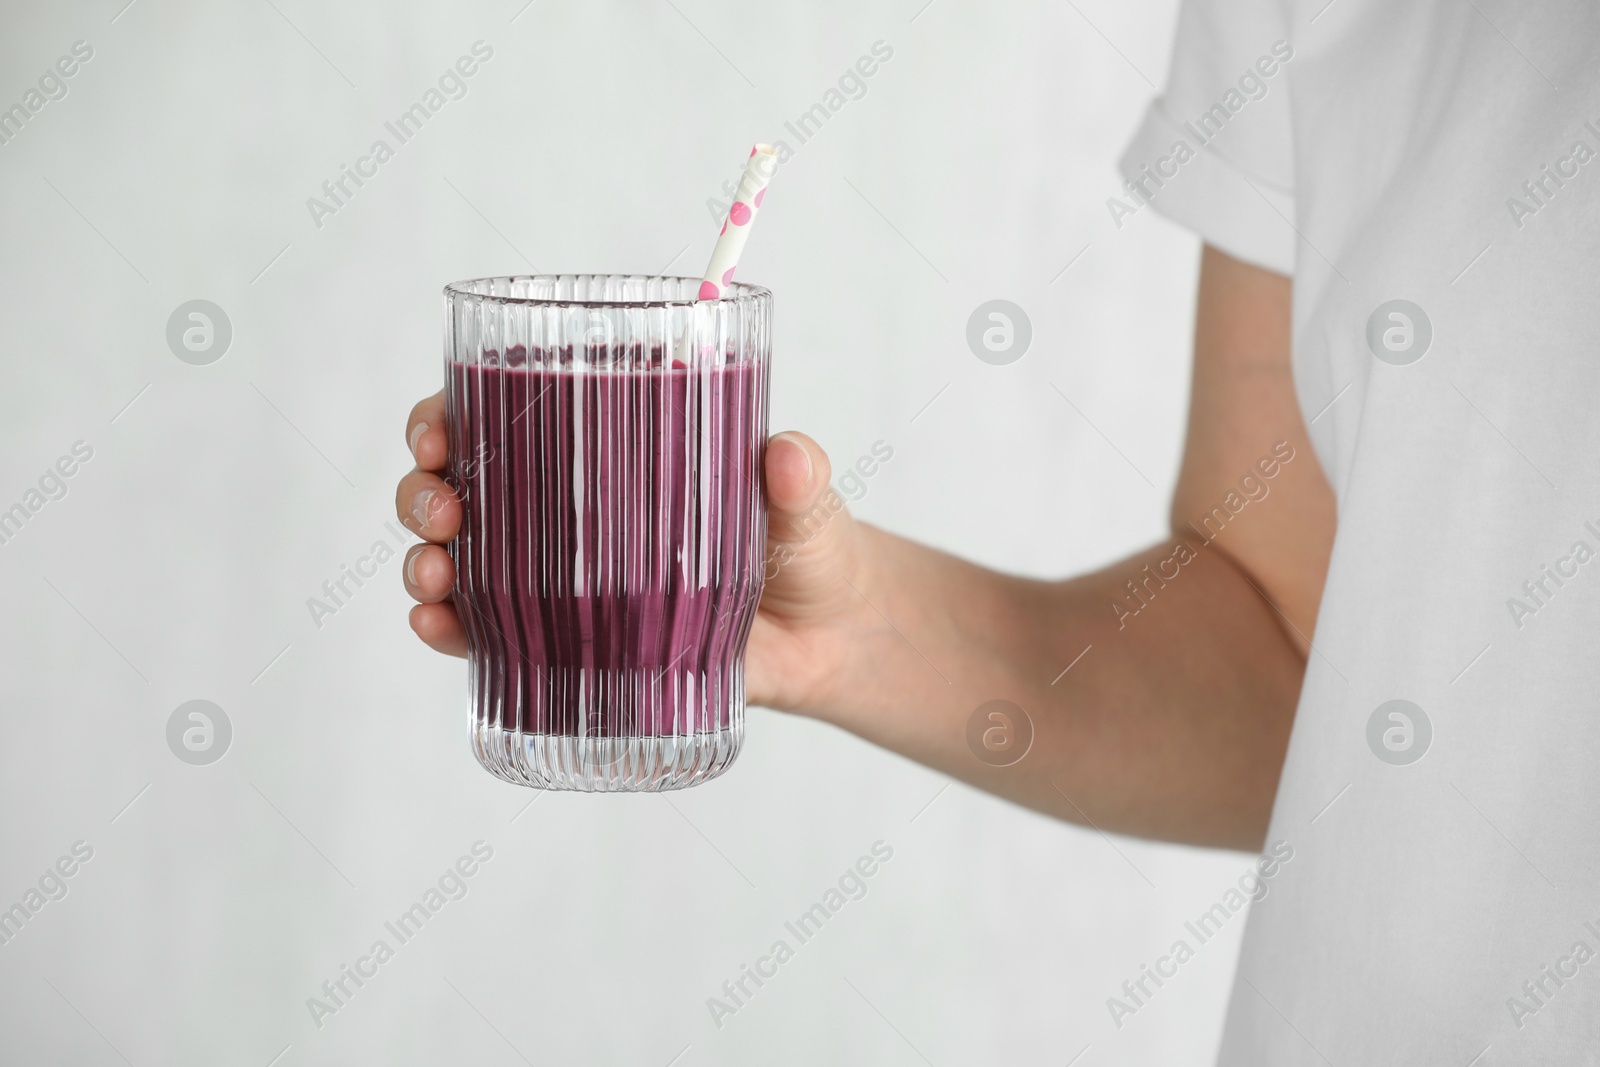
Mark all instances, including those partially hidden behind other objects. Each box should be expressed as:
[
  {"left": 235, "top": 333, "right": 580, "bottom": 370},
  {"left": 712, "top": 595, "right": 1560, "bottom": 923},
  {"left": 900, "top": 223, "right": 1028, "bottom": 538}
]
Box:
[{"left": 698, "top": 143, "right": 778, "bottom": 300}]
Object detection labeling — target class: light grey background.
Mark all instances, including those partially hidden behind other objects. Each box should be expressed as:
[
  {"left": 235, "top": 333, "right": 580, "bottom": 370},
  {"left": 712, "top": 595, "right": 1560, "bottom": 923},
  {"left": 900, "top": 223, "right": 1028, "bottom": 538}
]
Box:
[{"left": 0, "top": 1, "right": 1256, "bottom": 1063}]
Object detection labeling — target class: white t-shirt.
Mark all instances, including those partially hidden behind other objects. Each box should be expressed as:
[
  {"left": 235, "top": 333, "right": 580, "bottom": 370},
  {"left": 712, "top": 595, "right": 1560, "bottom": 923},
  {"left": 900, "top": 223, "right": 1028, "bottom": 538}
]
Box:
[{"left": 1123, "top": 1, "right": 1600, "bottom": 1062}]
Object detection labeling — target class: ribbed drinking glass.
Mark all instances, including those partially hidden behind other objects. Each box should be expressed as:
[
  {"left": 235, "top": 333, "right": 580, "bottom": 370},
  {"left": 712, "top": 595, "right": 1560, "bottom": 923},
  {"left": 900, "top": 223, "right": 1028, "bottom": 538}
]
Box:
[{"left": 443, "top": 275, "right": 771, "bottom": 791}]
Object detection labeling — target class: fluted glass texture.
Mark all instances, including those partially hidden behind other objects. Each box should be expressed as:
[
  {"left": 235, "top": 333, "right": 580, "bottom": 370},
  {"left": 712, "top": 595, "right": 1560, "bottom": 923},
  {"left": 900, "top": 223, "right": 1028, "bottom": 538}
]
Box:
[{"left": 443, "top": 276, "right": 771, "bottom": 790}]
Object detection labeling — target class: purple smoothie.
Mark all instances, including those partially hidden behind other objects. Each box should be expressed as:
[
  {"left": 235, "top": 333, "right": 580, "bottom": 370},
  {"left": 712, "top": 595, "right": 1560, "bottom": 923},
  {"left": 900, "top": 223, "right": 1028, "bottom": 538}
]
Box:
[{"left": 446, "top": 345, "right": 768, "bottom": 739}]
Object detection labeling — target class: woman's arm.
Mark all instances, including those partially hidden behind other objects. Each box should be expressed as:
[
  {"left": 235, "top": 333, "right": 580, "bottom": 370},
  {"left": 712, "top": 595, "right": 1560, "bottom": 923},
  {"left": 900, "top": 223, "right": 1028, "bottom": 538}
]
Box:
[{"left": 398, "top": 245, "right": 1335, "bottom": 851}]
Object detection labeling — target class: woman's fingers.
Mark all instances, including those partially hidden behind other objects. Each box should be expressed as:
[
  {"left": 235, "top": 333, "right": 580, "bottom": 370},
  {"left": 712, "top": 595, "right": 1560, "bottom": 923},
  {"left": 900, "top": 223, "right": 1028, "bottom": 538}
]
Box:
[
  {"left": 403, "top": 391, "right": 467, "bottom": 657},
  {"left": 406, "top": 390, "right": 449, "bottom": 472},
  {"left": 395, "top": 469, "right": 461, "bottom": 542},
  {"left": 409, "top": 602, "right": 468, "bottom": 658}
]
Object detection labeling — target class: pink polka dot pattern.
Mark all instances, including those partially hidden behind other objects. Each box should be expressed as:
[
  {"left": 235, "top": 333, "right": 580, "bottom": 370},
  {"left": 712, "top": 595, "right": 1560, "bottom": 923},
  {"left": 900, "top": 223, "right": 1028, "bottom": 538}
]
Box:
[{"left": 698, "top": 143, "right": 778, "bottom": 301}]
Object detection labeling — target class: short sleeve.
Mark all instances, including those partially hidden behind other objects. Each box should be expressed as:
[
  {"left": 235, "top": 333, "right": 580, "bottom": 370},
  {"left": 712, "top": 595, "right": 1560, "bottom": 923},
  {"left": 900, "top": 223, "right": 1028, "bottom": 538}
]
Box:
[{"left": 1118, "top": 0, "right": 1297, "bottom": 275}]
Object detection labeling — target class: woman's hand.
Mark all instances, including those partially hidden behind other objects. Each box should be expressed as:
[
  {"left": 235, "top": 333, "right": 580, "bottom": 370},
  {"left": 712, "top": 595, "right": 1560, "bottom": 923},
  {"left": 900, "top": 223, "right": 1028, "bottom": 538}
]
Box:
[{"left": 396, "top": 390, "right": 876, "bottom": 716}]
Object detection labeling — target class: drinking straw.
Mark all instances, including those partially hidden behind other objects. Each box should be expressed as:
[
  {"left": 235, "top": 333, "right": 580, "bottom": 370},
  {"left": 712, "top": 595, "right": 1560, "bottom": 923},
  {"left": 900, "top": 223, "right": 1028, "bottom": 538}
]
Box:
[{"left": 698, "top": 143, "right": 778, "bottom": 300}]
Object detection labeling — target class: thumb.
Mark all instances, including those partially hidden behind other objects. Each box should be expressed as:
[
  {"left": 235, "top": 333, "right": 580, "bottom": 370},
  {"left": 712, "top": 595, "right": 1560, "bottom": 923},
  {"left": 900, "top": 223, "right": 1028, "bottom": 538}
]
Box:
[{"left": 761, "top": 430, "right": 860, "bottom": 620}]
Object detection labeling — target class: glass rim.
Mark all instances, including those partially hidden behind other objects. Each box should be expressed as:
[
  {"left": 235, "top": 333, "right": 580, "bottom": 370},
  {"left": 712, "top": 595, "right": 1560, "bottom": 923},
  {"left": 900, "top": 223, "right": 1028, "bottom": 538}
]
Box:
[{"left": 443, "top": 275, "right": 771, "bottom": 309}]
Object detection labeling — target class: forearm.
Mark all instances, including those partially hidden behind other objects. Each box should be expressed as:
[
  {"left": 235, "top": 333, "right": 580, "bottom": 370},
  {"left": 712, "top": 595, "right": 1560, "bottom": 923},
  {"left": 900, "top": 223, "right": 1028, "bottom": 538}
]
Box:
[{"left": 807, "top": 523, "right": 1305, "bottom": 851}]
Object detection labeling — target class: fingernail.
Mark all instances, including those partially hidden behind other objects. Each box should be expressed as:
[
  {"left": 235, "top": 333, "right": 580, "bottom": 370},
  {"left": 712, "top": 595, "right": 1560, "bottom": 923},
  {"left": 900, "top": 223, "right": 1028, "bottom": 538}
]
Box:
[
  {"left": 409, "top": 422, "right": 429, "bottom": 456},
  {"left": 774, "top": 432, "right": 813, "bottom": 489},
  {"left": 405, "top": 548, "right": 420, "bottom": 587},
  {"left": 411, "top": 489, "right": 437, "bottom": 530}
]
